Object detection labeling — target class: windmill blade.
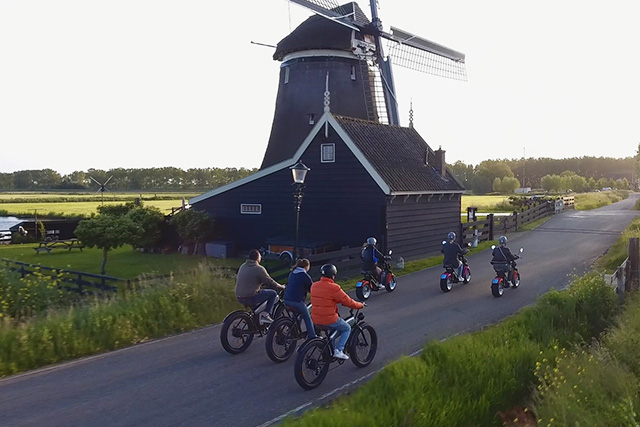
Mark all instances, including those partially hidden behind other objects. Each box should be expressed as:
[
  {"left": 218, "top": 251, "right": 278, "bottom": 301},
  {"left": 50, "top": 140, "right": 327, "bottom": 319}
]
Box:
[
  {"left": 104, "top": 175, "right": 113, "bottom": 185},
  {"left": 382, "top": 26, "right": 467, "bottom": 81},
  {"left": 388, "top": 26, "right": 465, "bottom": 62},
  {"left": 89, "top": 175, "right": 102, "bottom": 186},
  {"left": 285, "top": 0, "right": 363, "bottom": 31}
]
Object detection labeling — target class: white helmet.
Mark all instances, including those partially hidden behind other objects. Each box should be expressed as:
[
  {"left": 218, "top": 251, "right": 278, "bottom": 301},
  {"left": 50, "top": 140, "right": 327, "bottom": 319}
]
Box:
[{"left": 366, "top": 237, "right": 377, "bottom": 245}]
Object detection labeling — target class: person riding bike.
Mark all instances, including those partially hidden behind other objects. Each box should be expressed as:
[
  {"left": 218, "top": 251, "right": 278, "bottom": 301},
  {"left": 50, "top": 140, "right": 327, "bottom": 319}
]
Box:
[
  {"left": 441, "top": 231, "right": 469, "bottom": 279},
  {"left": 283, "top": 258, "right": 316, "bottom": 339},
  {"left": 310, "top": 264, "right": 364, "bottom": 360},
  {"left": 235, "top": 249, "right": 285, "bottom": 325},
  {"left": 490, "top": 236, "right": 519, "bottom": 286},
  {"left": 361, "top": 237, "right": 384, "bottom": 283}
]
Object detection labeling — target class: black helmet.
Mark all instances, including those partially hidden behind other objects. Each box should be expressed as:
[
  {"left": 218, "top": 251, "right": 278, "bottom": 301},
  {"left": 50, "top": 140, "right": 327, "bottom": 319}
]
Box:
[
  {"left": 366, "top": 237, "right": 377, "bottom": 245},
  {"left": 447, "top": 231, "right": 456, "bottom": 242},
  {"left": 320, "top": 264, "right": 337, "bottom": 278},
  {"left": 499, "top": 235, "right": 508, "bottom": 246}
]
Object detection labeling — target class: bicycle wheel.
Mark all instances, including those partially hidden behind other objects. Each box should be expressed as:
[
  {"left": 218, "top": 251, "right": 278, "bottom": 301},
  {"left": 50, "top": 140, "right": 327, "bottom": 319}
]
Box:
[
  {"left": 265, "top": 317, "right": 298, "bottom": 363},
  {"left": 294, "top": 339, "right": 331, "bottom": 390},
  {"left": 349, "top": 324, "right": 377, "bottom": 367},
  {"left": 220, "top": 311, "right": 254, "bottom": 354}
]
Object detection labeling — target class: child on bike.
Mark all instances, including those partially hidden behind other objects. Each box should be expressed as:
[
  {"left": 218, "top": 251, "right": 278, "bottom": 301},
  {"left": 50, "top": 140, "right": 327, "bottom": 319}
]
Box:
[{"left": 310, "top": 264, "right": 364, "bottom": 360}]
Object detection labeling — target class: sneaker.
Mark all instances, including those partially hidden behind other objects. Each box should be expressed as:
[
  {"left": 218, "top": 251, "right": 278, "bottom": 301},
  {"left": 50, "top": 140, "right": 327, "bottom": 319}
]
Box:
[
  {"left": 333, "top": 349, "right": 349, "bottom": 360},
  {"left": 259, "top": 312, "right": 274, "bottom": 325}
]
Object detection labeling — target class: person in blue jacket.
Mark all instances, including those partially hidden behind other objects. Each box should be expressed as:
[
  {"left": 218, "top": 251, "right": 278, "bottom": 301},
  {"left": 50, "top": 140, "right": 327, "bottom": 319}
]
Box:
[{"left": 283, "top": 258, "right": 316, "bottom": 339}]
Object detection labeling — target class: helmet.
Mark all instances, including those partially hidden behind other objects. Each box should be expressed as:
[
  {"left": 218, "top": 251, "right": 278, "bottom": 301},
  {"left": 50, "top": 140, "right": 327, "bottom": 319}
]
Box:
[
  {"left": 366, "top": 237, "right": 377, "bottom": 245},
  {"left": 320, "top": 264, "right": 338, "bottom": 278},
  {"left": 499, "top": 236, "right": 508, "bottom": 246},
  {"left": 447, "top": 231, "right": 456, "bottom": 242}
]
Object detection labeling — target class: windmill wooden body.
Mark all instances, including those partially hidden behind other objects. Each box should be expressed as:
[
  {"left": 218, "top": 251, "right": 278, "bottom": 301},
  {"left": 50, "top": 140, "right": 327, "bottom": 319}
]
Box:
[
  {"left": 190, "top": 1, "right": 468, "bottom": 259},
  {"left": 261, "top": 0, "right": 466, "bottom": 169}
]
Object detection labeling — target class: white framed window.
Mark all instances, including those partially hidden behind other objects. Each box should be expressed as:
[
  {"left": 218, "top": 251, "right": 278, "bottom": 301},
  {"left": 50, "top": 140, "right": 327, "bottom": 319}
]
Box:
[
  {"left": 240, "top": 204, "right": 262, "bottom": 215},
  {"left": 321, "top": 143, "right": 335, "bottom": 163}
]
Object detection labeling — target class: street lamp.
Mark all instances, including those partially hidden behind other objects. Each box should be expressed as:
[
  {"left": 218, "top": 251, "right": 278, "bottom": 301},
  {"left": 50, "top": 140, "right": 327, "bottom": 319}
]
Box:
[{"left": 290, "top": 160, "right": 310, "bottom": 265}]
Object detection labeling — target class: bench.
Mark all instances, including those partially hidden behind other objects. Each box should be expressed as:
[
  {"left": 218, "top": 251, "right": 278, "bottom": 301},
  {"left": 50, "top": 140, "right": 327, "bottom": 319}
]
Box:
[{"left": 34, "top": 239, "right": 84, "bottom": 254}]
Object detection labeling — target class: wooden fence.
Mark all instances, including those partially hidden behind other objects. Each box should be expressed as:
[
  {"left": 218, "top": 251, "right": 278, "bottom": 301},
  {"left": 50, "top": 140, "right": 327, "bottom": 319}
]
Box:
[
  {"left": 461, "top": 201, "right": 556, "bottom": 246},
  {"left": 0, "top": 258, "right": 128, "bottom": 295}
]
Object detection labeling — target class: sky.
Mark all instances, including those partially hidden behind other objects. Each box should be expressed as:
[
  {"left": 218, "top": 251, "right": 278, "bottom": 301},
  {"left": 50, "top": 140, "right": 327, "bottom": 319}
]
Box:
[{"left": 1, "top": 1, "right": 638, "bottom": 175}]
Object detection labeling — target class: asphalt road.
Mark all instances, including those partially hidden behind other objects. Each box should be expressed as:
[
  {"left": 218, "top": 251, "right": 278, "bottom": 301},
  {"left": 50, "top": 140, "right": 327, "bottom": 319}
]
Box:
[{"left": 1, "top": 194, "right": 639, "bottom": 427}]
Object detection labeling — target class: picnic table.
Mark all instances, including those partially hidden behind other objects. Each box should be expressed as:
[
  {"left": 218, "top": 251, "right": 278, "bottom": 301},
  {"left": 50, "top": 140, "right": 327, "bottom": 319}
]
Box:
[{"left": 34, "top": 238, "right": 84, "bottom": 254}]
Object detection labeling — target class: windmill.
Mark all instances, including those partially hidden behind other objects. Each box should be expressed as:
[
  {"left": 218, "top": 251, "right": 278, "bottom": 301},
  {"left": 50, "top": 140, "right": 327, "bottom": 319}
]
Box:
[
  {"left": 89, "top": 175, "right": 113, "bottom": 204},
  {"left": 260, "top": 0, "right": 467, "bottom": 169}
]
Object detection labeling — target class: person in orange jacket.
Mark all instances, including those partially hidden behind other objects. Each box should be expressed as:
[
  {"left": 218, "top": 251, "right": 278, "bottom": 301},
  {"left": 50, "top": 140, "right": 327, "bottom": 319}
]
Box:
[{"left": 310, "top": 264, "right": 364, "bottom": 360}]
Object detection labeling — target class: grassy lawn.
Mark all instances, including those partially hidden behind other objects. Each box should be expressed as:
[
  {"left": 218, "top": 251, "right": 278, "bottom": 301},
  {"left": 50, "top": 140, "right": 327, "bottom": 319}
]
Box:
[
  {"left": 461, "top": 194, "right": 511, "bottom": 212},
  {"left": 0, "top": 244, "right": 244, "bottom": 279}
]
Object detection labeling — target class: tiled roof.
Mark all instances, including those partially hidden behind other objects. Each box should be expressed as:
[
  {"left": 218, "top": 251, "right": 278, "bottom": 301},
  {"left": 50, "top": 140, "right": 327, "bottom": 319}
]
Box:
[
  {"left": 334, "top": 116, "right": 464, "bottom": 193},
  {"left": 273, "top": 2, "right": 370, "bottom": 61}
]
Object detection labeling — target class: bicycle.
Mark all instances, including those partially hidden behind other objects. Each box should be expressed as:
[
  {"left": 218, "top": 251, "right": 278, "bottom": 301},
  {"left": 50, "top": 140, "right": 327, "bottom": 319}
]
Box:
[
  {"left": 293, "top": 306, "right": 377, "bottom": 390},
  {"left": 220, "top": 290, "right": 290, "bottom": 355},
  {"left": 264, "top": 303, "right": 312, "bottom": 363}
]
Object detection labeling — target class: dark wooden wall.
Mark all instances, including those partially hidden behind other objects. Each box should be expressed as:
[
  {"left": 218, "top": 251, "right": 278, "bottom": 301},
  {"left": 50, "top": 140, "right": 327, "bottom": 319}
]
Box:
[
  {"left": 385, "top": 194, "right": 462, "bottom": 260},
  {"left": 193, "top": 126, "right": 386, "bottom": 251}
]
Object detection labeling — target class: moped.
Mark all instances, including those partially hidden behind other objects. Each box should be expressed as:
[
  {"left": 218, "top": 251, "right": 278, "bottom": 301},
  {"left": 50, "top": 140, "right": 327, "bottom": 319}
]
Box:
[{"left": 355, "top": 250, "right": 397, "bottom": 300}]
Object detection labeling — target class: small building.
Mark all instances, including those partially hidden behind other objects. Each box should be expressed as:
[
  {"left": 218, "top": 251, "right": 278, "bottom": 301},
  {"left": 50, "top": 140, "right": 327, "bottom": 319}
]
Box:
[{"left": 190, "top": 110, "right": 464, "bottom": 260}]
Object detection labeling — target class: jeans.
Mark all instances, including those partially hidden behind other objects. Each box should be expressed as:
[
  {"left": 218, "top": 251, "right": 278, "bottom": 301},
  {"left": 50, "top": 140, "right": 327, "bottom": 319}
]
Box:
[
  {"left": 283, "top": 299, "right": 316, "bottom": 339},
  {"left": 237, "top": 289, "right": 278, "bottom": 314},
  {"left": 327, "top": 317, "right": 351, "bottom": 352}
]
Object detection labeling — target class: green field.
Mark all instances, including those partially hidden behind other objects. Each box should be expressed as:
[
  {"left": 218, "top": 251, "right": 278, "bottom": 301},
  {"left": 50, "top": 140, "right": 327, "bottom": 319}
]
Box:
[{"left": 0, "top": 192, "right": 200, "bottom": 217}]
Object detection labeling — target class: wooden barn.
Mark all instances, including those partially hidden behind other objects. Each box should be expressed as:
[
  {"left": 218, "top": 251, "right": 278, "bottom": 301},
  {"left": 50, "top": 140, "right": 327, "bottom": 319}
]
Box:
[
  {"left": 190, "top": 1, "right": 467, "bottom": 260},
  {"left": 190, "top": 108, "right": 464, "bottom": 260}
]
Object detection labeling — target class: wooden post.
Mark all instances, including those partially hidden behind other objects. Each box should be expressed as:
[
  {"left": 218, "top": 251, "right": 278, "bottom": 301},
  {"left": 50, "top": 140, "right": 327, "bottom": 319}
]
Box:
[
  {"left": 488, "top": 214, "right": 494, "bottom": 240},
  {"left": 628, "top": 238, "right": 639, "bottom": 291},
  {"left": 616, "top": 265, "right": 625, "bottom": 303}
]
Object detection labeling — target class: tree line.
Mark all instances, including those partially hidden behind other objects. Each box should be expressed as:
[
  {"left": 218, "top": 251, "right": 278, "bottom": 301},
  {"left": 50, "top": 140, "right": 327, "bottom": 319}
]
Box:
[
  {"left": 449, "top": 155, "right": 636, "bottom": 194},
  {"left": 0, "top": 155, "right": 635, "bottom": 194},
  {"left": 0, "top": 167, "right": 258, "bottom": 191}
]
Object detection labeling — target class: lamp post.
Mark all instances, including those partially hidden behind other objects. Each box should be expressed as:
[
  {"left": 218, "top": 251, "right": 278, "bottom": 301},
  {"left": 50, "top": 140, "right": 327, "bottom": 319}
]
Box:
[{"left": 290, "top": 160, "right": 310, "bottom": 265}]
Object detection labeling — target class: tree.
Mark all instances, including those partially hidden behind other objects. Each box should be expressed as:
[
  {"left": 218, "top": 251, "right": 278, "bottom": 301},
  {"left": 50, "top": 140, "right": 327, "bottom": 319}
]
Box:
[
  {"left": 541, "top": 174, "right": 563, "bottom": 192},
  {"left": 127, "top": 206, "right": 165, "bottom": 251},
  {"left": 170, "top": 208, "right": 215, "bottom": 254},
  {"left": 502, "top": 176, "right": 520, "bottom": 193},
  {"left": 75, "top": 215, "right": 141, "bottom": 275}
]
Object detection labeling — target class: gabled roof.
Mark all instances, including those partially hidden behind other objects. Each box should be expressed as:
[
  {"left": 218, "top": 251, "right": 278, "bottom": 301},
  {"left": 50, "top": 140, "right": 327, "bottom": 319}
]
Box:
[
  {"left": 189, "top": 112, "right": 463, "bottom": 205},
  {"left": 333, "top": 116, "right": 465, "bottom": 193},
  {"left": 273, "top": 2, "right": 370, "bottom": 61}
]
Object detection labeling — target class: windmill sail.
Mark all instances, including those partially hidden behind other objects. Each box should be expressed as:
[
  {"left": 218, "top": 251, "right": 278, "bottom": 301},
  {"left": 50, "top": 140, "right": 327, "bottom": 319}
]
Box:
[{"left": 384, "top": 27, "right": 466, "bottom": 80}]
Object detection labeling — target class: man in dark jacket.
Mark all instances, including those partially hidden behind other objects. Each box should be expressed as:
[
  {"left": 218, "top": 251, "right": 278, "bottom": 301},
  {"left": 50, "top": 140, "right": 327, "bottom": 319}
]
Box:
[
  {"left": 235, "top": 249, "right": 285, "bottom": 324},
  {"left": 441, "top": 231, "right": 469, "bottom": 279},
  {"left": 361, "top": 237, "right": 383, "bottom": 282},
  {"left": 490, "top": 235, "right": 519, "bottom": 285}
]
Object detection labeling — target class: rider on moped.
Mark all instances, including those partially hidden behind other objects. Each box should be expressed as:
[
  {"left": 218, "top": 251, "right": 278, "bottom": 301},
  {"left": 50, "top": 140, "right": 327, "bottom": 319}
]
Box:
[
  {"left": 490, "top": 236, "right": 519, "bottom": 286},
  {"left": 310, "top": 264, "right": 364, "bottom": 360},
  {"left": 441, "top": 231, "right": 469, "bottom": 279},
  {"left": 361, "top": 237, "right": 383, "bottom": 282}
]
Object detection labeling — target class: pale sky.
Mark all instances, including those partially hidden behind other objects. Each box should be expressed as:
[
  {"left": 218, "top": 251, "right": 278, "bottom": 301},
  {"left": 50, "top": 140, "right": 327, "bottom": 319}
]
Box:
[{"left": 1, "top": 1, "right": 638, "bottom": 175}]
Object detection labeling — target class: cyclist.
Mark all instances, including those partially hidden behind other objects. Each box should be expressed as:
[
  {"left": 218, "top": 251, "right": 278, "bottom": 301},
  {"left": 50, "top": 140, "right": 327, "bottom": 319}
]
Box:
[
  {"left": 441, "top": 231, "right": 469, "bottom": 279},
  {"left": 235, "top": 249, "right": 285, "bottom": 324},
  {"left": 361, "top": 237, "right": 383, "bottom": 282},
  {"left": 310, "top": 264, "right": 364, "bottom": 360},
  {"left": 283, "top": 258, "right": 316, "bottom": 339}
]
